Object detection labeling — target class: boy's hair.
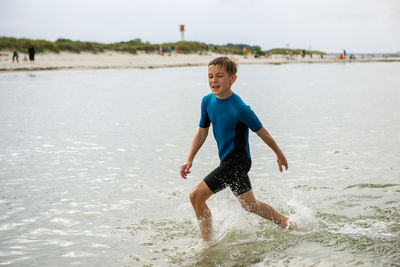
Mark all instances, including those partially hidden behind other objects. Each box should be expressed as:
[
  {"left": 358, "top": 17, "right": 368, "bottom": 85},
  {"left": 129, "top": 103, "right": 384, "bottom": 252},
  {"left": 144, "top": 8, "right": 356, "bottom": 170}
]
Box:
[{"left": 208, "top": 57, "right": 237, "bottom": 76}]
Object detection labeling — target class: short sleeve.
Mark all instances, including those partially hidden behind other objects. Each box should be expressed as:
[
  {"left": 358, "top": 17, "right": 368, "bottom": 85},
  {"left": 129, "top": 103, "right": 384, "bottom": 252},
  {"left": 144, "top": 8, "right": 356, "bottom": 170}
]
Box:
[
  {"left": 237, "top": 105, "right": 262, "bottom": 132},
  {"left": 199, "top": 97, "right": 211, "bottom": 128}
]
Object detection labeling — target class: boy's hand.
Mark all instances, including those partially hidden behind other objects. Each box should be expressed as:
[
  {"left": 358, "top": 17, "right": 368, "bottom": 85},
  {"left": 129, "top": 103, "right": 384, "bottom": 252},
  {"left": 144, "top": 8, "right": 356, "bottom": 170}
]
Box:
[
  {"left": 180, "top": 161, "right": 192, "bottom": 179},
  {"left": 277, "top": 155, "right": 288, "bottom": 173}
]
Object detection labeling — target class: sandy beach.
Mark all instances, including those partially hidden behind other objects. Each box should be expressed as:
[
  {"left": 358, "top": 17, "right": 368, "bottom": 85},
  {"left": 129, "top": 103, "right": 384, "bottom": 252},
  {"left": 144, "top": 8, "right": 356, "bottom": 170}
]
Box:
[{"left": 0, "top": 50, "right": 398, "bottom": 72}]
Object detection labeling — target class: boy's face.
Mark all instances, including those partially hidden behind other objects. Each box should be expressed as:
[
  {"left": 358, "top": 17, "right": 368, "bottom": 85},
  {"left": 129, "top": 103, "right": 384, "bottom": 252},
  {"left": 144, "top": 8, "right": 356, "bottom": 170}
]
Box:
[{"left": 208, "top": 65, "right": 237, "bottom": 99}]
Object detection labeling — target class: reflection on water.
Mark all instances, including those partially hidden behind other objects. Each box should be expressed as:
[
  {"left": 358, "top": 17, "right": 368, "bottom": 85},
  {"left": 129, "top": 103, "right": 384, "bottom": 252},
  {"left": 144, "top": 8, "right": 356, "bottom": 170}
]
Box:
[{"left": 0, "top": 63, "right": 399, "bottom": 266}]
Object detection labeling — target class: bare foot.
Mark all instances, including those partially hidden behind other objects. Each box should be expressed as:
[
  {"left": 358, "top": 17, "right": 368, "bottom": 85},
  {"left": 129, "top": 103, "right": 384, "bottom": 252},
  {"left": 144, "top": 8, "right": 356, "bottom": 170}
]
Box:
[{"left": 286, "top": 219, "right": 298, "bottom": 230}]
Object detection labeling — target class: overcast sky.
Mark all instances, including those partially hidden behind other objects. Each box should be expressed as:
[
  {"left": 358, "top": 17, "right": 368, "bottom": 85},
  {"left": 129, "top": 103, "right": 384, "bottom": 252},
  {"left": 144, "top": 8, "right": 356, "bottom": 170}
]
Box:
[{"left": 1, "top": 0, "right": 399, "bottom": 53}]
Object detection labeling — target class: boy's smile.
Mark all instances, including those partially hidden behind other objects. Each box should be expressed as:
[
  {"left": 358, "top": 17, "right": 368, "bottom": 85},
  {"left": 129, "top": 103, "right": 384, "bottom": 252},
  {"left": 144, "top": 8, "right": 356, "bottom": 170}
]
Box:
[{"left": 208, "top": 65, "right": 237, "bottom": 99}]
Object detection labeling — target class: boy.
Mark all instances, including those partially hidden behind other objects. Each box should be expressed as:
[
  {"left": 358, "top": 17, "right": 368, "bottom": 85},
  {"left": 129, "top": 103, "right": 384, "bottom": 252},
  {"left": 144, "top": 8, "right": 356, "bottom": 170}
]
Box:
[{"left": 180, "top": 57, "right": 296, "bottom": 243}]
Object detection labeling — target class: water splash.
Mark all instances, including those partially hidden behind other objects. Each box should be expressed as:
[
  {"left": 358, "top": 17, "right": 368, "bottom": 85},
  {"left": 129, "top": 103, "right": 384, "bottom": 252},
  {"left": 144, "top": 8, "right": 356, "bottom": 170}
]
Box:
[{"left": 284, "top": 186, "right": 317, "bottom": 231}]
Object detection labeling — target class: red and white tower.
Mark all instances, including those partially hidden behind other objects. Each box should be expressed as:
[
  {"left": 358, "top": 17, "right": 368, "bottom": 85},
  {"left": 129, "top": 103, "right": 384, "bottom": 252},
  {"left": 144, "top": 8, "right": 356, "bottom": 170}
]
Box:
[{"left": 179, "top": 25, "right": 185, "bottom": 41}]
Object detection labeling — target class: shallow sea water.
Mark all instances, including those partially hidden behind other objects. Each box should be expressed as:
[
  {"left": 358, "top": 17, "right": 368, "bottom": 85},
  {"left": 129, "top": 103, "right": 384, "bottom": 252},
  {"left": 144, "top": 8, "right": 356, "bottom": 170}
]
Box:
[{"left": 0, "top": 62, "right": 399, "bottom": 266}]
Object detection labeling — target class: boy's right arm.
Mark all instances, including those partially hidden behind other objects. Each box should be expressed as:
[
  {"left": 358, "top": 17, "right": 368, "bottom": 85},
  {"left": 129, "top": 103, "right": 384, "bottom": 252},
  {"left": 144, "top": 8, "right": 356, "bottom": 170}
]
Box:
[{"left": 180, "top": 127, "right": 209, "bottom": 179}]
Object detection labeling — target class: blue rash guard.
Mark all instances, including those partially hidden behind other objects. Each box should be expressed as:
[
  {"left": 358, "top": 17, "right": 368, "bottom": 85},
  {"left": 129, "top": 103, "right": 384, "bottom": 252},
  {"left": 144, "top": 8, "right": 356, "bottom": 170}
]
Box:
[{"left": 199, "top": 92, "right": 263, "bottom": 162}]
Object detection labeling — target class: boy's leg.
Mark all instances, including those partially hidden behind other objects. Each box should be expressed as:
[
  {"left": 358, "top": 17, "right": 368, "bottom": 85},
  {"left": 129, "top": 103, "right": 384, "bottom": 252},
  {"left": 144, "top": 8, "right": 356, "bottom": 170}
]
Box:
[
  {"left": 190, "top": 181, "right": 214, "bottom": 241},
  {"left": 236, "top": 190, "right": 296, "bottom": 230}
]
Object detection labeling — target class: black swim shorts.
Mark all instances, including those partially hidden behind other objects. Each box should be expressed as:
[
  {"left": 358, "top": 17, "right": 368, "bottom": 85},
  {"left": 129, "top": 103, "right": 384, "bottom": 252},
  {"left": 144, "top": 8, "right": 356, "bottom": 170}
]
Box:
[{"left": 203, "top": 153, "right": 252, "bottom": 196}]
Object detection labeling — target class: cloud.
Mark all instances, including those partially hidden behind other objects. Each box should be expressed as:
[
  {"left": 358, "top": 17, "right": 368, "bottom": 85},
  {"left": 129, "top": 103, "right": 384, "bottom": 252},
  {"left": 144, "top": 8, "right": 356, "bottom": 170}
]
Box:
[{"left": 0, "top": 0, "right": 399, "bottom": 52}]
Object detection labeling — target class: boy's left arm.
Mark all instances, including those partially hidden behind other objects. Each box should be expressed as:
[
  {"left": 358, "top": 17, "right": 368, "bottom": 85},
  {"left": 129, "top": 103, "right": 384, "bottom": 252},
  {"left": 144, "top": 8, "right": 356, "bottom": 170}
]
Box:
[{"left": 256, "top": 127, "right": 288, "bottom": 172}]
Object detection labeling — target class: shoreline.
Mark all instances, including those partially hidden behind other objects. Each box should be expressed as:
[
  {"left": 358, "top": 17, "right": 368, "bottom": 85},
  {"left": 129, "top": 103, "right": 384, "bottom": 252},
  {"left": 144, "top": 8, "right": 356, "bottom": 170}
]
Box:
[{"left": 1, "top": 51, "right": 399, "bottom": 73}]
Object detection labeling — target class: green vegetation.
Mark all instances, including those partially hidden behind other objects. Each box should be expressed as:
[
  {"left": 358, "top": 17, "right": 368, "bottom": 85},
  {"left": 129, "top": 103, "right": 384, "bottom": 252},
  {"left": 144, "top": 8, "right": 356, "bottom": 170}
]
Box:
[
  {"left": 0, "top": 37, "right": 57, "bottom": 53},
  {"left": 266, "top": 48, "right": 325, "bottom": 55},
  {"left": 207, "top": 43, "right": 265, "bottom": 56},
  {"left": 225, "top": 43, "right": 262, "bottom": 51},
  {"left": 55, "top": 38, "right": 105, "bottom": 54},
  {"left": 0, "top": 36, "right": 325, "bottom": 56},
  {"left": 0, "top": 37, "right": 107, "bottom": 54}
]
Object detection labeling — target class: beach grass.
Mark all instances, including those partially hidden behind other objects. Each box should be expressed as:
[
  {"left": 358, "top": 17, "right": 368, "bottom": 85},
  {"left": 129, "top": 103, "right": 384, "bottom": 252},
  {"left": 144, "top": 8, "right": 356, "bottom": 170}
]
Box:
[
  {"left": 0, "top": 37, "right": 326, "bottom": 56},
  {"left": 266, "top": 48, "right": 324, "bottom": 55}
]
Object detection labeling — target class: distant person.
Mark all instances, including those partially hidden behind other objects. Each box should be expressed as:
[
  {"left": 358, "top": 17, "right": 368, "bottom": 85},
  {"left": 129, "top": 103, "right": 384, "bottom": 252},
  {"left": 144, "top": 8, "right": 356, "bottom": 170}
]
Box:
[
  {"left": 168, "top": 46, "right": 172, "bottom": 56},
  {"left": 12, "top": 48, "right": 19, "bottom": 63},
  {"left": 343, "top": 49, "right": 347, "bottom": 57},
  {"left": 180, "top": 57, "right": 297, "bottom": 244},
  {"left": 28, "top": 46, "right": 35, "bottom": 62}
]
